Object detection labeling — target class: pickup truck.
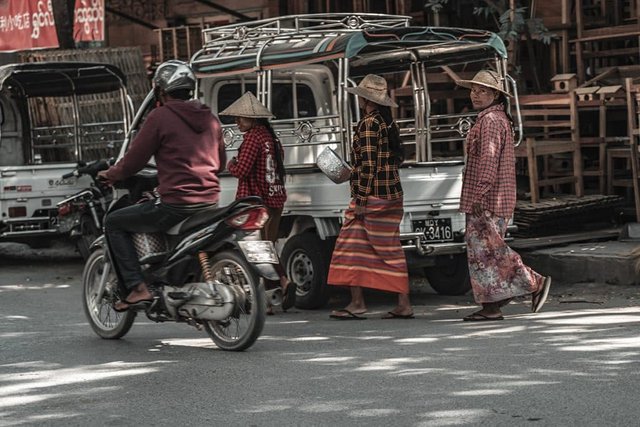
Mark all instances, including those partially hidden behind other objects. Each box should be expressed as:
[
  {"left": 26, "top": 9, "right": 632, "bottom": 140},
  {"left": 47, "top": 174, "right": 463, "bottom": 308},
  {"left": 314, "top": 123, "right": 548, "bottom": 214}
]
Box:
[
  {"left": 118, "top": 14, "right": 521, "bottom": 308},
  {"left": 0, "top": 62, "right": 133, "bottom": 248}
]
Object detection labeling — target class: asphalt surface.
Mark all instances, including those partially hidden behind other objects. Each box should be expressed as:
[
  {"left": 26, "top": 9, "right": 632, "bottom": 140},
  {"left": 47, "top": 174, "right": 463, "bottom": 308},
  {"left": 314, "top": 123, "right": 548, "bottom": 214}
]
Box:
[{"left": 1, "top": 243, "right": 640, "bottom": 426}]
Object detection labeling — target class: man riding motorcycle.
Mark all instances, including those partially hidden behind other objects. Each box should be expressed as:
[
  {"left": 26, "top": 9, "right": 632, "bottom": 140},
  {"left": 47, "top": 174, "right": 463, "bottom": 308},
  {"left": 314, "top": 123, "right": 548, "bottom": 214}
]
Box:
[{"left": 97, "top": 60, "right": 226, "bottom": 312}]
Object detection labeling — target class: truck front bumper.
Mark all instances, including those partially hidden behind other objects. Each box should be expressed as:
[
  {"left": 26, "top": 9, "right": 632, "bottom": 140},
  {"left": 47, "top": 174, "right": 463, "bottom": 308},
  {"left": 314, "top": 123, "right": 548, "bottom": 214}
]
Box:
[
  {"left": 401, "top": 223, "right": 517, "bottom": 256},
  {"left": 0, "top": 217, "right": 60, "bottom": 239},
  {"left": 401, "top": 233, "right": 466, "bottom": 256}
]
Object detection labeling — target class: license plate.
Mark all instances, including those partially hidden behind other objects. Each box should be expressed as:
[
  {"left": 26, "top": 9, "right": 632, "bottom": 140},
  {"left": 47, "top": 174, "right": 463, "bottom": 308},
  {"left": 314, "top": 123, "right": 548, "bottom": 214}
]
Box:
[
  {"left": 238, "top": 240, "right": 279, "bottom": 264},
  {"left": 412, "top": 218, "right": 454, "bottom": 242}
]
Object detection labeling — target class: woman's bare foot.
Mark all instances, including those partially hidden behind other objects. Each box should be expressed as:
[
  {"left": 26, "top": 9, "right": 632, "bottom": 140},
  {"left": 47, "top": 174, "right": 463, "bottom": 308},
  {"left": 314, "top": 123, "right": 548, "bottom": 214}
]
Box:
[
  {"left": 342, "top": 303, "right": 367, "bottom": 315},
  {"left": 329, "top": 302, "right": 367, "bottom": 318},
  {"left": 462, "top": 302, "right": 502, "bottom": 320},
  {"left": 127, "top": 282, "right": 153, "bottom": 303},
  {"left": 386, "top": 305, "right": 413, "bottom": 317},
  {"left": 113, "top": 282, "right": 153, "bottom": 312}
]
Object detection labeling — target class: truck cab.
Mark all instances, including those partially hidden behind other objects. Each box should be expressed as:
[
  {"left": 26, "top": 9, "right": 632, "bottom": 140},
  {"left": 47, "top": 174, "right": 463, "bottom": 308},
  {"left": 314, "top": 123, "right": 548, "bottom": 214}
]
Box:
[{"left": 0, "top": 62, "right": 133, "bottom": 247}]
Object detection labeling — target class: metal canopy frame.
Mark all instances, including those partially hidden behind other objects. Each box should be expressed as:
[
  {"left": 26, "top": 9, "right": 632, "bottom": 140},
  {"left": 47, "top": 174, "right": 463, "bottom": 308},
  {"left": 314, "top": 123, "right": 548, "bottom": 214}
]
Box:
[
  {"left": 191, "top": 14, "right": 506, "bottom": 76},
  {"left": 0, "top": 62, "right": 128, "bottom": 97},
  {"left": 190, "top": 14, "right": 512, "bottom": 163}
]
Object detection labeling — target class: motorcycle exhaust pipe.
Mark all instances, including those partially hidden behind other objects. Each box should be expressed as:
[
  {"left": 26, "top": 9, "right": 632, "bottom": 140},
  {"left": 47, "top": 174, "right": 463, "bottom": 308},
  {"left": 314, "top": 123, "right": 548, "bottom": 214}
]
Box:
[{"left": 265, "top": 287, "right": 283, "bottom": 307}]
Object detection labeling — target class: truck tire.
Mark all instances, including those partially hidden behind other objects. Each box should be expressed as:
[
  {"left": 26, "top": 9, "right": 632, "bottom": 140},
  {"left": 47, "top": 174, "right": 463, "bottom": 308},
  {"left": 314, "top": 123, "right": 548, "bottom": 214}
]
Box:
[
  {"left": 281, "top": 232, "right": 330, "bottom": 309},
  {"left": 423, "top": 254, "right": 471, "bottom": 296}
]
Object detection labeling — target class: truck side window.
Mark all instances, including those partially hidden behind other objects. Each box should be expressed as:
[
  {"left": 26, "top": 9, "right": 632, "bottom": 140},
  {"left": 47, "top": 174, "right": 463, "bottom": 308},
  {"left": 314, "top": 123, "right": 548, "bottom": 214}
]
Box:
[
  {"left": 272, "top": 84, "right": 293, "bottom": 119},
  {"left": 296, "top": 85, "right": 316, "bottom": 118},
  {"left": 217, "top": 84, "right": 257, "bottom": 124},
  {"left": 0, "top": 96, "right": 24, "bottom": 166},
  {"left": 271, "top": 83, "right": 317, "bottom": 119}
]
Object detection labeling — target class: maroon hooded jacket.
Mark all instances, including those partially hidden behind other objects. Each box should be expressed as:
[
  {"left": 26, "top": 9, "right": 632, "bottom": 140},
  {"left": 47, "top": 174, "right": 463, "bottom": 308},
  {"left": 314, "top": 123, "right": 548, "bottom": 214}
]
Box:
[{"left": 105, "top": 99, "right": 226, "bottom": 204}]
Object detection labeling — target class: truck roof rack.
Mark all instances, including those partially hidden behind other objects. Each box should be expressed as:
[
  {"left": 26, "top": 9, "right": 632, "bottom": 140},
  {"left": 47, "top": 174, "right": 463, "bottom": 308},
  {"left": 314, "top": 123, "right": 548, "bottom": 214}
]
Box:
[
  {"left": 192, "top": 14, "right": 506, "bottom": 76},
  {"left": 201, "top": 13, "right": 410, "bottom": 50}
]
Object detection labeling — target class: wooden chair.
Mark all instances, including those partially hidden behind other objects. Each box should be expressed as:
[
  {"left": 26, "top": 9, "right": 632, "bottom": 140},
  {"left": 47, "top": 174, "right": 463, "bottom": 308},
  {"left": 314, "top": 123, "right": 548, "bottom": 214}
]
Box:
[
  {"left": 515, "top": 93, "right": 584, "bottom": 203},
  {"left": 606, "top": 78, "right": 640, "bottom": 221},
  {"left": 574, "top": 85, "right": 628, "bottom": 194}
]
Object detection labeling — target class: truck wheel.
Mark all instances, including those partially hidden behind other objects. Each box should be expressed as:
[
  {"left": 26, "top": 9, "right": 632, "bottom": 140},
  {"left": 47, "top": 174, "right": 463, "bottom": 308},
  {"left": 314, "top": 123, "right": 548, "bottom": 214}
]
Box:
[
  {"left": 423, "top": 254, "right": 471, "bottom": 296},
  {"left": 281, "top": 232, "right": 330, "bottom": 309}
]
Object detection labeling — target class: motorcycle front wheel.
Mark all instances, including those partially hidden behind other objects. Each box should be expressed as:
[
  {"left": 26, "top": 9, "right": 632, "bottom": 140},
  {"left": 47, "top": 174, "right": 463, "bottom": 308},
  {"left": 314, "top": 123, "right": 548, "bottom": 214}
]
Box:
[
  {"left": 82, "top": 248, "right": 135, "bottom": 339},
  {"left": 76, "top": 214, "right": 101, "bottom": 261},
  {"left": 202, "top": 250, "right": 266, "bottom": 351}
]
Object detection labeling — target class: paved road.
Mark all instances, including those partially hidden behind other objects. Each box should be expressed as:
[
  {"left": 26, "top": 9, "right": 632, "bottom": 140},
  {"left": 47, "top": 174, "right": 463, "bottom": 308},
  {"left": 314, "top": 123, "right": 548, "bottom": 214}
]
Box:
[{"left": 1, "top": 245, "right": 640, "bottom": 426}]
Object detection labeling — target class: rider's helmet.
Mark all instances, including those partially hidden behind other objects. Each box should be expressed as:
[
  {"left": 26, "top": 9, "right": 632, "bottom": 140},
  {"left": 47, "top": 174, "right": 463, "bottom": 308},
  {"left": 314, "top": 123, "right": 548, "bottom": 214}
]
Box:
[{"left": 153, "top": 60, "right": 196, "bottom": 94}]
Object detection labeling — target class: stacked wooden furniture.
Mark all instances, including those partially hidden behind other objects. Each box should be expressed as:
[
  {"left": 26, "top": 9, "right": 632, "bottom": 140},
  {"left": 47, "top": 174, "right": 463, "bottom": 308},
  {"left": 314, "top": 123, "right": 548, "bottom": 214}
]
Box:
[
  {"left": 154, "top": 25, "right": 203, "bottom": 63},
  {"left": 572, "top": 0, "right": 640, "bottom": 83},
  {"left": 574, "top": 84, "right": 628, "bottom": 194},
  {"left": 515, "top": 93, "right": 584, "bottom": 203},
  {"left": 606, "top": 77, "right": 640, "bottom": 221}
]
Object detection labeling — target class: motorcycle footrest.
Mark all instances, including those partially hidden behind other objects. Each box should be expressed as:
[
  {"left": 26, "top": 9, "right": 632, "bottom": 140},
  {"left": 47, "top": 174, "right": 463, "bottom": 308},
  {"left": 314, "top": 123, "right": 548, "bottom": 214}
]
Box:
[{"left": 167, "top": 291, "right": 191, "bottom": 300}]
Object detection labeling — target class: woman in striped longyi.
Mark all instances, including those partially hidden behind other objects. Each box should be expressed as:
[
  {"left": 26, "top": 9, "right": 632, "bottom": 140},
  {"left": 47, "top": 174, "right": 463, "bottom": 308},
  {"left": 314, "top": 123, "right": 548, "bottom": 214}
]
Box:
[{"left": 327, "top": 74, "right": 413, "bottom": 320}]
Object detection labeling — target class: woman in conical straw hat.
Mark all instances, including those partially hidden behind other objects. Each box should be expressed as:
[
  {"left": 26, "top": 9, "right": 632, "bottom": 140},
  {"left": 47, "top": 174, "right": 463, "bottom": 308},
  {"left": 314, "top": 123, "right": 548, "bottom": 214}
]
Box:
[
  {"left": 455, "top": 70, "right": 551, "bottom": 321},
  {"left": 221, "top": 91, "right": 295, "bottom": 312},
  {"left": 327, "top": 74, "right": 414, "bottom": 320}
]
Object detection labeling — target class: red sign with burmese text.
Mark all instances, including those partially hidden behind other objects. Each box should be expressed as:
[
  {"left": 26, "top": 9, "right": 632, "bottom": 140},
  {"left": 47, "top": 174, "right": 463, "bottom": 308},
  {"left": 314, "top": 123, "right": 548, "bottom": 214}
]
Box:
[
  {"left": 73, "top": 0, "right": 104, "bottom": 43},
  {"left": 0, "top": 0, "right": 59, "bottom": 52}
]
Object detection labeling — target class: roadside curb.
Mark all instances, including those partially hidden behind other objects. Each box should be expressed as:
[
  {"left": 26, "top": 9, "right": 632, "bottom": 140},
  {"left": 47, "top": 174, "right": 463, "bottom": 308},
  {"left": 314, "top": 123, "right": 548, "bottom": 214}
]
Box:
[{"left": 520, "top": 240, "right": 639, "bottom": 286}]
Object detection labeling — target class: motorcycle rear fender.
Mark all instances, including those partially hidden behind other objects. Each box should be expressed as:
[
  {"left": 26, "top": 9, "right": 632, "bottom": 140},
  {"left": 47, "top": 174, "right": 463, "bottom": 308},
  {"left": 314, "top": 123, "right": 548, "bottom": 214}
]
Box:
[
  {"left": 90, "top": 234, "right": 107, "bottom": 251},
  {"left": 252, "top": 263, "right": 279, "bottom": 281},
  {"left": 201, "top": 237, "right": 280, "bottom": 281}
]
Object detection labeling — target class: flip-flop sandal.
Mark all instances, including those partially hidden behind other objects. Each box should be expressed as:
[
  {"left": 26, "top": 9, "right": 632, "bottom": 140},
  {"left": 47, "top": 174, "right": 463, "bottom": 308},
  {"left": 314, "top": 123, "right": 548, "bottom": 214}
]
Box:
[
  {"left": 112, "top": 298, "right": 153, "bottom": 313},
  {"left": 463, "top": 312, "right": 504, "bottom": 321},
  {"left": 282, "top": 281, "right": 297, "bottom": 311},
  {"left": 381, "top": 311, "right": 415, "bottom": 319},
  {"left": 532, "top": 276, "right": 552, "bottom": 313},
  {"left": 329, "top": 309, "right": 366, "bottom": 320}
]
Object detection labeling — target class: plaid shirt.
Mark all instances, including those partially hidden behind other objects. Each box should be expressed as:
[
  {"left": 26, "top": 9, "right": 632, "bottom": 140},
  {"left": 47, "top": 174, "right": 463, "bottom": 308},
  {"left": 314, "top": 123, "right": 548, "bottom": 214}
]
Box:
[
  {"left": 350, "top": 110, "right": 403, "bottom": 206},
  {"left": 460, "top": 104, "right": 517, "bottom": 218},
  {"left": 227, "top": 124, "right": 287, "bottom": 208}
]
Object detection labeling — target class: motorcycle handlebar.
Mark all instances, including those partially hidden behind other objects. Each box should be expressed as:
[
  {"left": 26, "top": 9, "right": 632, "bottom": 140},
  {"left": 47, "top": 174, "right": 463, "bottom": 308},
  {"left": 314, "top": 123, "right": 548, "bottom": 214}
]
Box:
[
  {"left": 61, "top": 159, "right": 112, "bottom": 180},
  {"left": 61, "top": 171, "right": 77, "bottom": 180}
]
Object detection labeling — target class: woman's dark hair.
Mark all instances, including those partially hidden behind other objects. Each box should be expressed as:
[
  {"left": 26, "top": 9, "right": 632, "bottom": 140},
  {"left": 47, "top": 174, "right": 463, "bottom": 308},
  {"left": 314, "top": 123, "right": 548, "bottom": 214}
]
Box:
[
  {"left": 496, "top": 93, "right": 516, "bottom": 136},
  {"left": 257, "top": 118, "right": 286, "bottom": 183},
  {"left": 378, "top": 105, "right": 404, "bottom": 163}
]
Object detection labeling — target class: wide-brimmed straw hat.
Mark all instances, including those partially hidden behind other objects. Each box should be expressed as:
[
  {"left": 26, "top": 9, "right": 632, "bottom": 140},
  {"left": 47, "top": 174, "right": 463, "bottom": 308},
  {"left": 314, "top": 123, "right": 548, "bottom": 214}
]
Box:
[
  {"left": 455, "top": 70, "right": 512, "bottom": 97},
  {"left": 219, "top": 91, "right": 274, "bottom": 118},
  {"left": 346, "top": 74, "right": 398, "bottom": 107}
]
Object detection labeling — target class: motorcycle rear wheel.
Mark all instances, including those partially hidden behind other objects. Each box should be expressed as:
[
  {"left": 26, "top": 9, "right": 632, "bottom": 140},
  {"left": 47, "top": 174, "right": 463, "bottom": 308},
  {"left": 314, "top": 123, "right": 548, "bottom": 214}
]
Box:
[
  {"left": 82, "top": 248, "right": 135, "bottom": 339},
  {"left": 202, "top": 250, "right": 266, "bottom": 351}
]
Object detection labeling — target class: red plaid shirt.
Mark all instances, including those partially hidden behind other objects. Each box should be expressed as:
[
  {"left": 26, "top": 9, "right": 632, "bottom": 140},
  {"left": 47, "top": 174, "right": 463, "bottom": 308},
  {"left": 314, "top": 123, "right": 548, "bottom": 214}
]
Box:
[
  {"left": 227, "top": 124, "right": 287, "bottom": 208},
  {"left": 460, "top": 104, "right": 517, "bottom": 218},
  {"left": 350, "top": 110, "right": 403, "bottom": 206}
]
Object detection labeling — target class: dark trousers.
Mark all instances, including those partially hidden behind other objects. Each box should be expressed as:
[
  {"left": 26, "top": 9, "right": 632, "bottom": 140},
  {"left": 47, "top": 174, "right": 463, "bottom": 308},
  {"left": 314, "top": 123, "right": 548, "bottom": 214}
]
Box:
[{"left": 104, "top": 200, "right": 193, "bottom": 291}]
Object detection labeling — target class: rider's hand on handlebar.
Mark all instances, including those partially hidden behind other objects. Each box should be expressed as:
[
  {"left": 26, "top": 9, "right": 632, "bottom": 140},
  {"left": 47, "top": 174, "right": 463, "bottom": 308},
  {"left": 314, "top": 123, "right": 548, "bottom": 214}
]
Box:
[{"left": 97, "top": 170, "right": 113, "bottom": 186}]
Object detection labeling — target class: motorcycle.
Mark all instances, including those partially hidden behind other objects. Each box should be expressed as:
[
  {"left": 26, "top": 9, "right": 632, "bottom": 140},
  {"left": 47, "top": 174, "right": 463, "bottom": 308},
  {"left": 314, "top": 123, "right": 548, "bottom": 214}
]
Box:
[
  {"left": 57, "top": 159, "right": 113, "bottom": 260},
  {"left": 81, "top": 167, "right": 281, "bottom": 351}
]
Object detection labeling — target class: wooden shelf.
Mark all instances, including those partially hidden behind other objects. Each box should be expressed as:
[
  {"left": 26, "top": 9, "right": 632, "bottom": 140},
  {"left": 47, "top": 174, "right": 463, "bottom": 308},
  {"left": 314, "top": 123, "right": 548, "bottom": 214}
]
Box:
[{"left": 572, "top": 24, "right": 640, "bottom": 42}]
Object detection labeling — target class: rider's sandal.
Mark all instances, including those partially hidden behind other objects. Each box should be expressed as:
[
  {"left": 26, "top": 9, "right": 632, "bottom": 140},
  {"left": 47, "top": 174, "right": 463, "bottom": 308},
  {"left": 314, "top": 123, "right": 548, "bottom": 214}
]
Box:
[
  {"left": 282, "top": 281, "right": 296, "bottom": 311},
  {"left": 113, "top": 298, "right": 153, "bottom": 313}
]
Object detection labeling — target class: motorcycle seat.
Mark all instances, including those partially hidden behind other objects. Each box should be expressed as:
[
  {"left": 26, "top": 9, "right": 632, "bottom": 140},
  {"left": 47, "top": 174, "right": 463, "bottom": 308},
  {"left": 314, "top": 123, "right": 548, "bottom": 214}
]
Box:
[{"left": 166, "top": 196, "right": 263, "bottom": 235}]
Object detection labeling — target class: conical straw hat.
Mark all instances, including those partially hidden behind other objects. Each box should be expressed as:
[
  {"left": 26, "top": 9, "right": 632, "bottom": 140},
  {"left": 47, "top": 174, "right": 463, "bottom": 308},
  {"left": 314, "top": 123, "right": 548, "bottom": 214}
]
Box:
[
  {"left": 219, "top": 91, "right": 275, "bottom": 118},
  {"left": 345, "top": 74, "right": 398, "bottom": 107},
  {"left": 455, "top": 70, "right": 512, "bottom": 97}
]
